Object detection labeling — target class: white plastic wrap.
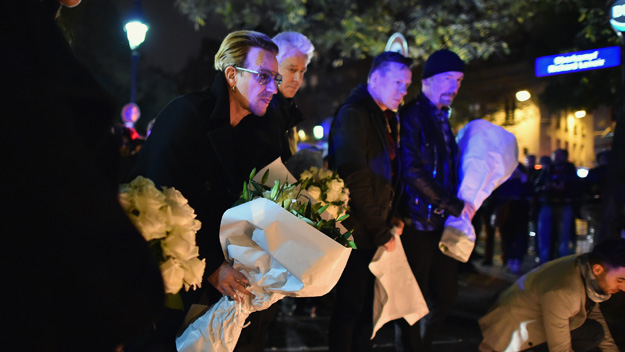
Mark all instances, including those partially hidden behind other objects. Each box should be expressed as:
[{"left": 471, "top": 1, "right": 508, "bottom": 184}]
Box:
[
  {"left": 176, "top": 159, "right": 351, "bottom": 352},
  {"left": 439, "top": 119, "right": 519, "bottom": 262},
  {"left": 369, "top": 234, "right": 429, "bottom": 338}
]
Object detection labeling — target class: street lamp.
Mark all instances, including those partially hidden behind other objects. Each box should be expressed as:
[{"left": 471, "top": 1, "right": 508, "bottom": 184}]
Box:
[
  {"left": 122, "top": 0, "right": 148, "bottom": 129},
  {"left": 515, "top": 90, "right": 531, "bottom": 102}
]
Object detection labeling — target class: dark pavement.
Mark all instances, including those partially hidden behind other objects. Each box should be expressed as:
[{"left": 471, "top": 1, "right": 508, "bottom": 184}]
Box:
[{"left": 263, "top": 232, "right": 625, "bottom": 351}]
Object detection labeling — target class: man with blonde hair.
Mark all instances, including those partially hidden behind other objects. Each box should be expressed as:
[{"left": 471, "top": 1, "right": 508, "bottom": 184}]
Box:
[{"left": 131, "top": 30, "right": 299, "bottom": 351}]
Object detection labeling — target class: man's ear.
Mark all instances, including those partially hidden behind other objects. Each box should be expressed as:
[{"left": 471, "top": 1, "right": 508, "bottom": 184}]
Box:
[
  {"left": 225, "top": 66, "right": 237, "bottom": 88},
  {"left": 592, "top": 263, "right": 606, "bottom": 277}
]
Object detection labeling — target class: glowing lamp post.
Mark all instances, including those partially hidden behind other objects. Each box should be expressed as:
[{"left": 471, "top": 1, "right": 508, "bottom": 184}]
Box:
[{"left": 122, "top": 0, "right": 148, "bottom": 129}]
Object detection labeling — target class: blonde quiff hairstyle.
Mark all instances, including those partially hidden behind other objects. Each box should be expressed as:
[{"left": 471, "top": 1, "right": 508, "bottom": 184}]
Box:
[{"left": 214, "top": 30, "right": 279, "bottom": 71}]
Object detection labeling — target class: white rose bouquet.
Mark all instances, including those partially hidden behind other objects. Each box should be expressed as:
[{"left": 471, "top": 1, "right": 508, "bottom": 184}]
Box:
[
  {"left": 177, "top": 159, "right": 352, "bottom": 352},
  {"left": 119, "top": 176, "right": 206, "bottom": 295},
  {"left": 299, "top": 166, "right": 350, "bottom": 220}
]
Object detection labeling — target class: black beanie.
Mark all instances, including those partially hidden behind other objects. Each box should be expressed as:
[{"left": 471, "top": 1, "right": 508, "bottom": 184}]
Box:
[{"left": 422, "top": 49, "right": 464, "bottom": 79}]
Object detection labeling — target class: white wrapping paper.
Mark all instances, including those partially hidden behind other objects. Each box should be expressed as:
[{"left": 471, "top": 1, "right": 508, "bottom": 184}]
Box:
[
  {"left": 369, "top": 234, "right": 428, "bottom": 338},
  {"left": 176, "top": 165, "right": 351, "bottom": 351},
  {"left": 439, "top": 119, "right": 518, "bottom": 262}
]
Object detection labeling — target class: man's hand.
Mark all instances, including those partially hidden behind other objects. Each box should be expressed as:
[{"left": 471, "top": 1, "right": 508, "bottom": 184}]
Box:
[
  {"left": 391, "top": 217, "right": 405, "bottom": 236},
  {"left": 207, "top": 261, "right": 251, "bottom": 301},
  {"left": 383, "top": 235, "right": 397, "bottom": 252}
]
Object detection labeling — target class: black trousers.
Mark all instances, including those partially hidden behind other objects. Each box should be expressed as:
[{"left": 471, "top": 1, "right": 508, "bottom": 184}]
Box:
[
  {"left": 329, "top": 247, "right": 377, "bottom": 352},
  {"left": 395, "top": 225, "right": 459, "bottom": 352},
  {"left": 522, "top": 319, "right": 605, "bottom": 352}
]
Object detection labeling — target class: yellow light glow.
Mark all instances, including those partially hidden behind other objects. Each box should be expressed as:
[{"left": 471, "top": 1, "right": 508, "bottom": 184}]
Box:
[
  {"left": 313, "top": 125, "right": 324, "bottom": 140},
  {"left": 298, "top": 129, "right": 307, "bottom": 140},
  {"left": 515, "top": 90, "right": 531, "bottom": 102},
  {"left": 574, "top": 110, "right": 586, "bottom": 118}
]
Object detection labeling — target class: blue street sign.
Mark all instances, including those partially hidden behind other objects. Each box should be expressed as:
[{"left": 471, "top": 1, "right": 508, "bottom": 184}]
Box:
[{"left": 535, "top": 46, "right": 621, "bottom": 77}]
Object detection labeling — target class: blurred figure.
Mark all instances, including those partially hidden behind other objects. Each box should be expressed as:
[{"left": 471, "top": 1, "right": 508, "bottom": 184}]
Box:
[
  {"left": 272, "top": 31, "right": 315, "bottom": 159},
  {"left": 583, "top": 150, "right": 611, "bottom": 244},
  {"left": 113, "top": 124, "right": 144, "bottom": 183},
  {"left": 525, "top": 154, "right": 538, "bottom": 183},
  {"left": 534, "top": 149, "right": 581, "bottom": 264},
  {"left": 492, "top": 163, "right": 533, "bottom": 274},
  {"left": 3, "top": 1, "right": 164, "bottom": 351},
  {"left": 471, "top": 195, "right": 498, "bottom": 267},
  {"left": 328, "top": 51, "right": 412, "bottom": 351},
  {"left": 479, "top": 237, "right": 624, "bottom": 352}
]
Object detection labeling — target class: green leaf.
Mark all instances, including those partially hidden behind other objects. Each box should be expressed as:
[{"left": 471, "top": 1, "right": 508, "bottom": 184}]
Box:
[
  {"left": 270, "top": 180, "right": 280, "bottom": 200},
  {"left": 337, "top": 214, "right": 350, "bottom": 222},
  {"left": 317, "top": 204, "right": 330, "bottom": 215},
  {"left": 261, "top": 169, "right": 270, "bottom": 185},
  {"left": 242, "top": 181, "right": 249, "bottom": 201},
  {"left": 249, "top": 168, "right": 257, "bottom": 181},
  {"left": 252, "top": 181, "right": 267, "bottom": 195}
]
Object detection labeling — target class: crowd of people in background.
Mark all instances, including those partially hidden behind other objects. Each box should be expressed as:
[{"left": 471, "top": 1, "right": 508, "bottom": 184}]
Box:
[
  {"left": 6, "top": 1, "right": 623, "bottom": 352},
  {"left": 468, "top": 148, "right": 613, "bottom": 275}
]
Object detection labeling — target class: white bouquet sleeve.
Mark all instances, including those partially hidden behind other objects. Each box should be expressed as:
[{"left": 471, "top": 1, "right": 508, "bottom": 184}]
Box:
[
  {"left": 369, "top": 233, "right": 428, "bottom": 339},
  {"left": 439, "top": 119, "right": 519, "bottom": 262},
  {"left": 176, "top": 162, "right": 352, "bottom": 351}
]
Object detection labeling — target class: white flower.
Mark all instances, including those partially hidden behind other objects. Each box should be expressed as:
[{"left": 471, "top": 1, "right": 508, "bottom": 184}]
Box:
[
  {"left": 325, "top": 189, "right": 340, "bottom": 202},
  {"left": 339, "top": 190, "right": 350, "bottom": 204},
  {"left": 162, "top": 227, "right": 200, "bottom": 261},
  {"left": 160, "top": 258, "right": 185, "bottom": 294},
  {"left": 119, "top": 176, "right": 205, "bottom": 295},
  {"left": 330, "top": 179, "right": 344, "bottom": 192},
  {"left": 307, "top": 186, "right": 322, "bottom": 201},
  {"left": 133, "top": 205, "right": 169, "bottom": 241},
  {"left": 318, "top": 168, "right": 333, "bottom": 180},
  {"left": 163, "top": 187, "right": 198, "bottom": 229},
  {"left": 181, "top": 257, "right": 206, "bottom": 291},
  {"left": 133, "top": 181, "right": 167, "bottom": 214},
  {"left": 299, "top": 170, "right": 314, "bottom": 181},
  {"left": 326, "top": 205, "right": 339, "bottom": 219}
]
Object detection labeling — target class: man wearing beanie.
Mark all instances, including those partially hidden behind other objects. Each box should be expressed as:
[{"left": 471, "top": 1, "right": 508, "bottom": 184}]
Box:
[{"left": 395, "top": 49, "right": 467, "bottom": 351}]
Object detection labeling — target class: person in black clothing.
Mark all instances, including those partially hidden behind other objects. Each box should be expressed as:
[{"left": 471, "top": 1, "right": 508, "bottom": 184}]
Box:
[
  {"left": 395, "top": 49, "right": 467, "bottom": 352},
  {"left": 582, "top": 150, "right": 611, "bottom": 244},
  {"left": 327, "top": 51, "right": 413, "bottom": 352},
  {"left": 272, "top": 31, "right": 315, "bottom": 161},
  {"left": 129, "top": 31, "right": 302, "bottom": 351},
  {"left": 492, "top": 162, "right": 534, "bottom": 274},
  {"left": 534, "top": 149, "right": 581, "bottom": 264},
  {"left": 3, "top": 1, "right": 164, "bottom": 351}
]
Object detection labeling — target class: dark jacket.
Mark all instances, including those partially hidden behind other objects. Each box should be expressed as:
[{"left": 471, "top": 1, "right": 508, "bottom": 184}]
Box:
[
  {"left": 131, "top": 73, "right": 302, "bottom": 283},
  {"left": 328, "top": 84, "right": 399, "bottom": 249},
  {"left": 534, "top": 161, "right": 580, "bottom": 204},
  {"left": 272, "top": 91, "right": 304, "bottom": 162},
  {"left": 399, "top": 93, "right": 464, "bottom": 232}
]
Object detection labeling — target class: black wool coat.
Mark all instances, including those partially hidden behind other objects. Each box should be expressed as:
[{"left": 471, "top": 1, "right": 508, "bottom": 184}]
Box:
[{"left": 131, "top": 73, "right": 302, "bottom": 287}]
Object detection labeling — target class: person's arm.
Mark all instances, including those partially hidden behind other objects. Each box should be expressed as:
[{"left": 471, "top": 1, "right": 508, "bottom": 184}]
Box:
[
  {"left": 588, "top": 303, "right": 619, "bottom": 352},
  {"left": 132, "top": 96, "right": 245, "bottom": 296},
  {"left": 540, "top": 290, "right": 577, "bottom": 352},
  {"left": 399, "top": 107, "right": 464, "bottom": 217},
  {"left": 331, "top": 106, "right": 393, "bottom": 247}
]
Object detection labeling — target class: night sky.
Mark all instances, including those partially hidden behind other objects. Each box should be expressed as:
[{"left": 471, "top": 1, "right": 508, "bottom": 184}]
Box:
[{"left": 112, "top": 0, "right": 226, "bottom": 74}]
